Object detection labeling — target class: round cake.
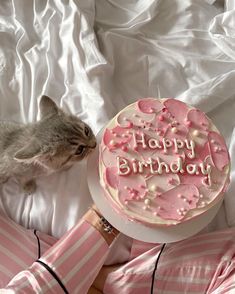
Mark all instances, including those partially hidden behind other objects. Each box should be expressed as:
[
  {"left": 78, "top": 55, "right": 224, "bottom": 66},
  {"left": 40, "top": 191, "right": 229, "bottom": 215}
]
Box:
[{"left": 99, "top": 98, "right": 230, "bottom": 227}]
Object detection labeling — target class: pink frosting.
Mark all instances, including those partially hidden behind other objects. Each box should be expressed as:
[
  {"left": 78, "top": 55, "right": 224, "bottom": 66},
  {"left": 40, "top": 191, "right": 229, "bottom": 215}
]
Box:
[
  {"left": 194, "top": 142, "right": 210, "bottom": 161},
  {"left": 105, "top": 167, "right": 119, "bottom": 189},
  {"left": 179, "top": 170, "right": 205, "bottom": 188},
  {"left": 164, "top": 124, "right": 188, "bottom": 141},
  {"left": 105, "top": 166, "right": 147, "bottom": 203},
  {"left": 100, "top": 98, "right": 230, "bottom": 225},
  {"left": 146, "top": 173, "right": 180, "bottom": 192},
  {"left": 103, "top": 126, "right": 132, "bottom": 150},
  {"left": 164, "top": 99, "right": 189, "bottom": 125},
  {"left": 117, "top": 107, "right": 155, "bottom": 128},
  {"left": 156, "top": 184, "right": 199, "bottom": 221},
  {"left": 137, "top": 98, "right": 163, "bottom": 113},
  {"left": 187, "top": 109, "right": 210, "bottom": 131},
  {"left": 153, "top": 118, "right": 169, "bottom": 137},
  {"left": 118, "top": 174, "right": 147, "bottom": 204},
  {"left": 198, "top": 156, "right": 228, "bottom": 201},
  {"left": 208, "top": 131, "right": 230, "bottom": 171}
]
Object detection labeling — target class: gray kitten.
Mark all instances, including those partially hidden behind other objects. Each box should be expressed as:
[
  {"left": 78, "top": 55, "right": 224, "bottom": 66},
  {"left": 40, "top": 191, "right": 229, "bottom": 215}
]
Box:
[{"left": 0, "top": 95, "right": 96, "bottom": 194}]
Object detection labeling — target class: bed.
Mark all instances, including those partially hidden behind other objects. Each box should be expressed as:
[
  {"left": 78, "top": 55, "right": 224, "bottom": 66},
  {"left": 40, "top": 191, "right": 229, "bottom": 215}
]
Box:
[{"left": 0, "top": 0, "right": 234, "bottom": 249}]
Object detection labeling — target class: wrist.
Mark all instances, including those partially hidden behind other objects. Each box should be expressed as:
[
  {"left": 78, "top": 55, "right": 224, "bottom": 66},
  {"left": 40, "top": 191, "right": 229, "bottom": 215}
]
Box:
[{"left": 83, "top": 208, "right": 119, "bottom": 246}]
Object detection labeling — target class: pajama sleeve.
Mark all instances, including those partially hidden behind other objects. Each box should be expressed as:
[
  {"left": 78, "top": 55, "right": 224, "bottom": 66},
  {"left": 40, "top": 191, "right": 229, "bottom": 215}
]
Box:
[{"left": 4, "top": 212, "right": 114, "bottom": 293}]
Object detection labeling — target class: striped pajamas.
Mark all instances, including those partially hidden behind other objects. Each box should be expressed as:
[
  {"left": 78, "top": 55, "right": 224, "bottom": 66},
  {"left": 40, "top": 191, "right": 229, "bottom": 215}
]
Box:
[
  {"left": 0, "top": 213, "right": 235, "bottom": 293},
  {"left": 0, "top": 214, "right": 108, "bottom": 293},
  {"left": 105, "top": 230, "right": 235, "bottom": 294}
]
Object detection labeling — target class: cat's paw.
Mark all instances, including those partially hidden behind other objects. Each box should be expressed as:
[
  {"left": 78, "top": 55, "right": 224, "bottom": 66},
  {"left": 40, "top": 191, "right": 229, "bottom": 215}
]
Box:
[{"left": 23, "top": 180, "right": 37, "bottom": 195}]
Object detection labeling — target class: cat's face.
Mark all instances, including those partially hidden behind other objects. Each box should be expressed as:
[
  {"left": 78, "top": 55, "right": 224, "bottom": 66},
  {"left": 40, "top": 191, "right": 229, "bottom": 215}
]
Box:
[
  {"left": 38, "top": 114, "right": 97, "bottom": 171},
  {"left": 14, "top": 96, "right": 97, "bottom": 171}
]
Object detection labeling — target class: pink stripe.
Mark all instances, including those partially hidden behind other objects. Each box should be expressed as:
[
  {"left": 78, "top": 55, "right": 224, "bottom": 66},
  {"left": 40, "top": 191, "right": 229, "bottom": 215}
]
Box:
[
  {"left": 0, "top": 270, "right": 13, "bottom": 288},
  {"left": 0, "top": 232, "right": 35, "bottom": 265},
  {"left": 120, "top": 286, "right": 150, "bottom": 294},
  {"left": 7, "top": 271, "right": 37, "bottom": 291},
  {"left": 7, "top": 276, "right": 34, "bottom": 292},
  {"left": 9, "top": 264, "right": 55, "bottom": 292},
  {"left": 160, "top": 266, "right": 215, "bottom": 280},
  {"left": 106, "top": 271, "right": 152, "bottom": 283},
  {"left": 161, "top": 252, "right": 229, "bottom": 268},
  {"left": 176, "top": 227, "right": 235, "bottom": 246},
  {"left": 166, "top": 236, "right": 235, "bottom": 255},
  {"left": 69, "top": 241, "right": 108, "bottom": 292},
  {"left": 105, "top": 271, "right": 151, "bottom": 293},
  {"left": 43, "top": 219, "right": 87, "bottom": 261},
  {"left": 129, "top": 227, "right": 235, "bottom": 263},
  {"left": 107, "top": 263, "right": 215, "bottom": 280},
  {"left": 131, "top": 239, "right": 157, "bottom": 248},
  {"left": 222, "top": 268, "right": 235, "bottom": 288},
  {"left": 0, "top": 215, "right": 38, "bottom": 253},
  {"left": 105, "top": 285, "right": 150, "bottom": 294},
  {"left": 222, "top": 275, "right": 235, "bottom": 292},
  {"left": 37, "top": 231, "right": 57, "bottom": 246},
  {"left": 123, "top": 246, "right": 161, "bottom": 270},
  {"left": 0, "top": 215, "right": 27, "bottom": 236},
  {"left": 0, "top": 250, "right": 27, "bottom": 274},
  {"left": 37, "top": 222, "right": 108, "bottom": 293},
  {"left": 0, "top": 215, "right": 57, "bottom": 260},
  {"left": 156, "top": 278, "right": 209, "bottom": 292},
  {"left": 55, "top": 226, "right": 105, "bottom": 278},
  {"left": 31, "top": 264, "right": 62, "bottom": 292},
  {"left": 37, "top": 236, "right": 57, "bottom": 258},
  {"left": 130, "top": 240, "right": 156, "bottom": 259},
  {"left": 162, "top": 241, "right": 234, "bottom": 262},
  {"left": 36, "top": 221, "right": 108, "bottom": 292},
  {"left": 208, "top": 264, "right": 235, "bottom": 292}
]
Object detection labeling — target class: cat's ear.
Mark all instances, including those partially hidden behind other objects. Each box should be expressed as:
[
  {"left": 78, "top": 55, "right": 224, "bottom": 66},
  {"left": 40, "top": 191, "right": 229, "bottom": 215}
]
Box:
[
  {"left": 40, "top": 95, "right": 59, "bottom": 119},
  {"left": 14, "top": 139, "right": 42, "bottom": 162}
]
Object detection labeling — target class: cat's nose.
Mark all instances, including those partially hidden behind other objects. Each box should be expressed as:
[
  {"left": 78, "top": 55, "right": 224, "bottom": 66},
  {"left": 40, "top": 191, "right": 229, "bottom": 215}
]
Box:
[{"left": 90, "top": 141, "right": 97, "bottom": 149}]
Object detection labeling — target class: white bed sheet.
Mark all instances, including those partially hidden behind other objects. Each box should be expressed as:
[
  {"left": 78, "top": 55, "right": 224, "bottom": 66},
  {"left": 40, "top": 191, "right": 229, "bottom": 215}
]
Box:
[{"left": 0, "top": 0, "right": 235, "bottom": 241}]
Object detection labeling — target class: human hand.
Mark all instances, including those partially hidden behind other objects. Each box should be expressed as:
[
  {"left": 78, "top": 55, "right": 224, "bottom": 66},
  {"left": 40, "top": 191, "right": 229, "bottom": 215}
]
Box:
[
  {"left": 89, "top": 264, "right": 122, "bottom": 293},
  {"left": 87, "top": 286, "right": 103, "bottom": 294}
]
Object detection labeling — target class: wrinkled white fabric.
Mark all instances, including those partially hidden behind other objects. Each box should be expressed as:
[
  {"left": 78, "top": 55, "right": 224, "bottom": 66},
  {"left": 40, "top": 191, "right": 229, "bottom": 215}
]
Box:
[{"left": 0, "top": 0, "right": 234, "bottom": 245}]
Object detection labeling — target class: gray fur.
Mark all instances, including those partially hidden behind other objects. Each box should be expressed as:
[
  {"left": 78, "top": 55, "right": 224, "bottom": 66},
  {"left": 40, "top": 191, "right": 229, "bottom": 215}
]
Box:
[{"left": 0, "top": 95, "right": 96, "bottom": 194}]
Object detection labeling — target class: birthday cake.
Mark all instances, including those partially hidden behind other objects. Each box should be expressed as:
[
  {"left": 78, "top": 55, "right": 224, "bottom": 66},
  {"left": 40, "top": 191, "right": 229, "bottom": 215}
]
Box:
[{"left": 99, "top": 98, "right": 230, "bottom": 226}]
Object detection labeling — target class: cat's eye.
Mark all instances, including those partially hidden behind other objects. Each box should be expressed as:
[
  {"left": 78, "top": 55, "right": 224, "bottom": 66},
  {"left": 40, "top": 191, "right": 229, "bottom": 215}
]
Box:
[
  {"left": 84, "top": 126, "right": 90, "bottom": 137},
  {"left": 76, "top": 145, "right": 85, "bottom": 155}
]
